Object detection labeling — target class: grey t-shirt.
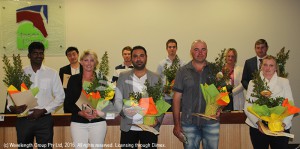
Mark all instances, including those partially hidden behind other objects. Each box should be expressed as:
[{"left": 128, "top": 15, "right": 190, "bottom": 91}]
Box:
[{"left": 173, "top": 61, "right": 219, "bottom": 126}]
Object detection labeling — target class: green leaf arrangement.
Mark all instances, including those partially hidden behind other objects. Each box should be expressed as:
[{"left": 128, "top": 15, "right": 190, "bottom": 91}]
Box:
[
  {"left": 208, "top": 48, "right": 232, "bottom": 89},
  {"left": 2, "top": 54, "right": 32, "bottom": 90},
  {"left": 276, "top": 47, "right": 290, "bottom": 78},
  {"left": 249, "top": 71, "right": 284, "bottom": 108},
  {"left": 144, "top": 79, "right": 163, "bottom": 102},
  {"left": 162, "top": 55, "right": 181, "bottom": 94},
  {"left": 163, "top": 55, "right": 181, "bottom": 83}
]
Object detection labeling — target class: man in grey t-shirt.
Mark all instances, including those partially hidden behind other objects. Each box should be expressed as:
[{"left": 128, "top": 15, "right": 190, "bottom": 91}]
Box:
[{"left": 172, "top": 40, "right": 220, "bottom": 149}]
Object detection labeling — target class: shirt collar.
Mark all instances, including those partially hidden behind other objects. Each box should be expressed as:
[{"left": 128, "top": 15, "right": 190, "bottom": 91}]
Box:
[
  {"left": 186, "top": 60, "right": 209, "bottom": 71},
  {"left": 256, "top": 56, "right": 266, "bottom": 61},
  {"left": 29, "top": 64, "right": 46, "bottom": 72},
  {"left": 165, "top": 55, "right": 180, "bottom": 63},
  {"left": 122, "top": 63, "right": 133, "bottom": 68}
]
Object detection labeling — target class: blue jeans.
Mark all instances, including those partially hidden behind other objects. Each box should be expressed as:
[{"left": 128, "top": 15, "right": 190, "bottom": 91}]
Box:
[{"left": 182, "top": 122, "right": 220, "bottom": 149}]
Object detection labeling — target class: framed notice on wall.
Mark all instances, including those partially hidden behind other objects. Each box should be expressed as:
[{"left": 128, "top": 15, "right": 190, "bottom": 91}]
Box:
[{"left": 0, "top": 0, "right": 65, "bottom": 56}]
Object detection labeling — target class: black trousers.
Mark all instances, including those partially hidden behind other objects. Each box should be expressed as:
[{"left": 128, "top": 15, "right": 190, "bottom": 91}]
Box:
[
  {"left": 16, "top": 114, "right": 54, "bottom": 149},
  {"left": 120, "top": 130, "right": 158, "bottom": 149},
  {"left": 250, "top": 127, "right": 290, "bottom": 149}
]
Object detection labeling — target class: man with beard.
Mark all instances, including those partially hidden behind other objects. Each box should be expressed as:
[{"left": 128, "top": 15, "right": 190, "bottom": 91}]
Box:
[
  {"left": 156, "top": 39, "right": 184, "bottom": 111},
  {"left": 172, "top": 40, "right": 220, "bottom": 149},
  {"left": 114, "top": 46, "right": 162, "bottom": 149},
  {"left": 112, "top": 46, "right": 134, "bottom": 83},
  {"left": 6, "top": 42, "right": 65, "bottom": 148}
]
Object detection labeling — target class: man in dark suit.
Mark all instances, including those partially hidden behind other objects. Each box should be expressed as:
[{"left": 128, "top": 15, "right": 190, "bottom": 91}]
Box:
[
  {"left": 59, "top": 47, "right": 82, "bottom": 113},
  {"left": 59, "top": 47, "right": 83, "bottom": 92},
  {"left": 241, "top": 39, "right": 269, "bottom": 90}
]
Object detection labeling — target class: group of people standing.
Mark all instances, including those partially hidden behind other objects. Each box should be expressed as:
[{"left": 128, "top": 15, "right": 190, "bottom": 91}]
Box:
[{"left": 5, "top": 38, "right": 295, "bottom": 149}]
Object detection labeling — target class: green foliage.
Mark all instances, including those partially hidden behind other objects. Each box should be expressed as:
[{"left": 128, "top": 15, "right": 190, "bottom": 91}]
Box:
[
  {"left": 163, "top": 55, "right": 181, "bottom": 83},
  {"left": 276, "top": 47, "right": 290, "bottom": 78},
  {"left": 163, "top": 55, "right": 181, "bottom": 94},
  {"left": 129, "top": 92, "right": 143, "bottom": 102},
  {"left": 2, "top": 54, "right": 32, "bottom": 90},
  {"left": 144, "top": 79, "right": 163, "bottom": 102},
  {"left": 99, "top": 51, "right": 109, "bottom": 78},
  {"left": 249, "top": 71, "right": 285, "bottom": 108},
  {"left": 208, "top": 48, "right": 232, "bottom": 89}
]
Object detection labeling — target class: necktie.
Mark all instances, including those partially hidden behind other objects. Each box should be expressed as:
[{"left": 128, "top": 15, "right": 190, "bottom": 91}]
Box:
[{"left": 259, "top": 59, "right": 263, "bottom": 69}]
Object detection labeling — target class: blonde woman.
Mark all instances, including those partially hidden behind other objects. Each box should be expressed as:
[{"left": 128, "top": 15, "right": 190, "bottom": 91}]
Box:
[
  {"left": 64, "top": 50, "right": 107, "bottom": 149},
  {"left": 223, "top": 48, "right": 245, "bottom": 111},
  {"left": 244, "top": 55, "right": 293, "bottom": 149}
]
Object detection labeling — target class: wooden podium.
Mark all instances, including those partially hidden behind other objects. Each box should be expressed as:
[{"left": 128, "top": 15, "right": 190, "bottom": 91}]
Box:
[{"left": 0, "top": 112, "right": 252, "bottom": 149}]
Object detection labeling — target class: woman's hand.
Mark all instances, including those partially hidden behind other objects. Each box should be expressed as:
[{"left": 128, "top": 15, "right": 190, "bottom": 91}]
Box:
[
  {"left": 78, "top": 109, "right": 97, "bottom": 120},
  {"left": 95, "top": 109, "right": 105, "bottom": 118}
]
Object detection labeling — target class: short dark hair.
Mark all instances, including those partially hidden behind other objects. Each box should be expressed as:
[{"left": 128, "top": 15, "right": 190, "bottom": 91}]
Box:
[
  {"left": 122, "top": 46, "right": 132, "bottom": 54},
  {"left": 65, "top": 46, "right": 79, "bottom": 56},
  {"left": 131, "top": 46, "right": 147, "bottom": 57},
  {"left": 28, "top": 42, "right": 45, "bottom": 54},
  {"left": 255, "top": 39, "right": 268, "bottom": 48},
  {"left": 166, "top": 39, "right": 177, "bottom": 49}
]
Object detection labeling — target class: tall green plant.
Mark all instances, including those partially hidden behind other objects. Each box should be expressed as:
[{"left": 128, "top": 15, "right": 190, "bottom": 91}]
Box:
[{"left": 2, "top": 54, "right": 32, "bottom": 90}]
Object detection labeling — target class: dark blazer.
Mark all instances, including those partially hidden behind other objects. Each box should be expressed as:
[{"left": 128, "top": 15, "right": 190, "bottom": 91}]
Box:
[
  {"left": 64, "top": 74, "right": 105, "bottom": 123},
  {"left": 241, "top": 56, "right": 258, "bottom": 90},
  {"left": 59, "top": 64, "right": 83, "bottom": 84}
]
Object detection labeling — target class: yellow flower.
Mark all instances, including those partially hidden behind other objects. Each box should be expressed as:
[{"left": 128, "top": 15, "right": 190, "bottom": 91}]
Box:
[{"left": 105, "top": 90, "right": 114, "bottom": 100}]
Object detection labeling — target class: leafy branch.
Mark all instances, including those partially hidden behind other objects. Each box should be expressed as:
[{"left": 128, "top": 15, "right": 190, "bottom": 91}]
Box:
[
  {"left": 144, "top": 79, "right": 163, "bottom": 102},
  {"left": 249, "top": 71, "right": 284, "bottom": 108},
  {"left": 276, "top": 47, "right": 290, "bottom": 78},
  {"left": 2, "top": 54, "right": 32, "bottom": 90}
]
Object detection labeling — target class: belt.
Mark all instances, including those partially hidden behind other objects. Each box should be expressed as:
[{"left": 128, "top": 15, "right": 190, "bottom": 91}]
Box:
[{"left": 18, "top": 113, "right": 51, "bottom": 120}]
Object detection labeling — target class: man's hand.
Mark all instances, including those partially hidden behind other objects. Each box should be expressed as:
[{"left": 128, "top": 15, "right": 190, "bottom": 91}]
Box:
[
  {"left": 173, "top": 124, "right": 185, "bottom": 143},
  {"left": 210, "top": 108, "right": 222, "bottom": 119},
  {"left": 27, "top": 109, "right": 47, "bottom": 120},
  {"left": 9, "top": 105, "right": 27, "bottom": 114},
  {"left": 123, "top": 108, "right": 138, "bottom": 117}
]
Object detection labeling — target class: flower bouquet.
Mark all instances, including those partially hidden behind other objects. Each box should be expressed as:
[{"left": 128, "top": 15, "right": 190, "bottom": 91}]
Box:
[
  {"left": 3, "top": 54, "right": 40, "bottom": 117},
  {"left": 163, "top": 55, "right": 181, "bottom": 96},
  {"left": 76, "top": 51, "right": 115, "bottom": 118},
  {"left": 123, "top": 79, "right": 171, "bottom": 125},
  {"left": 246, "top": 72, "right": 300, "bottom": 133},
  {"left": 197, "top": 49, "right": 232, "bottom": 119},
  {"left": 199, "top": 84, "right": 230, "bottom": 119}
]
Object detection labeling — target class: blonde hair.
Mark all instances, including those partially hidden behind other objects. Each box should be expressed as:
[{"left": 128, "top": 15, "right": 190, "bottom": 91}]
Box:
[
  {"left": 225, "top": 48, "right": 238, "bottom": 63},
  {"left": 261, "top": 55, "right": 279, "bottom": 74},
  {"left": 80, "top": 50, "right": 99, "bottom": 69}
]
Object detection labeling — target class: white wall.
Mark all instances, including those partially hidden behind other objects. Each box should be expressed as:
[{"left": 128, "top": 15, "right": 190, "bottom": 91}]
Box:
[{"left": 1, "top": 0, "right": 300, "bottom": 143}]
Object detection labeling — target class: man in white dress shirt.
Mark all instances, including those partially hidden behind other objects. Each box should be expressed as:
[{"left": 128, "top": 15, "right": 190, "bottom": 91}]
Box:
[
  {"left": 7, "top": 42, "right": 65, "bottom": 148},
  {"left": 157, "top": 39, "right": 184, "bottom": 111}
]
